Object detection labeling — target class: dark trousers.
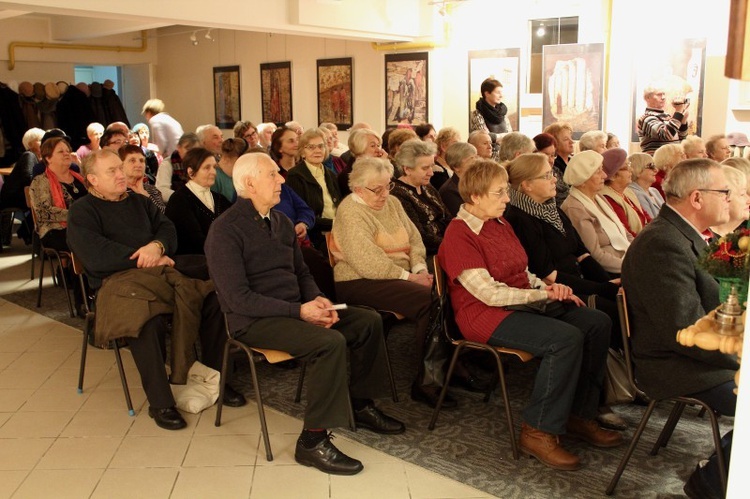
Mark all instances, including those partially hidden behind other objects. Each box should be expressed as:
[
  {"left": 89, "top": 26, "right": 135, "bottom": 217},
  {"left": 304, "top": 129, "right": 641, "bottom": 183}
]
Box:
[
  {"left": 124, "top": 291, "right": 227, "bottom": 409},
  {"left": 336, "top": 279, "right": 432, "bottom": 383},
  {"left": 233, "top": 306, "right": 389, "bottom": 429},
  {"left": 488, "top": 303, "right": 611, "bottom": 435}
]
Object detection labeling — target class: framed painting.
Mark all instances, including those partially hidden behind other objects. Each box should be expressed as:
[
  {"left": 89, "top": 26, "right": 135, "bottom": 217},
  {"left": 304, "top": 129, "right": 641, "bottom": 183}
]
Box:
[
  {"left": 260, "top": 61, "right": 293, "bottom": 125},
  {"left": 317, "top": 58, "right": 353, "bottom": 131},
  {"left": 542, "top": 43, "right": 604, "bottom": 139},
  {"left": 213, "top": 65, "right": 241, "bottom": 129},
  {"left": 468, "top": 48, "right": 521, "bottom": 132},
  {"left": 385, "top": 52, "right": 428, "bottom": 126},
  {"left": 630, "top": 38, "right": 706, "bottom": 142}
]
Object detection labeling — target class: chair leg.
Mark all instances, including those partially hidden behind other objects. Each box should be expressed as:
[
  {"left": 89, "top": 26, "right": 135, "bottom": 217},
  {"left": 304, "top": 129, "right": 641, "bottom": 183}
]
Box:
[
  {"left": 650, "top": 401, "right": 686, "bottom": 455},
  {"left": 53, "top": 253, "right": 74, "bottom": 318},
  {"left": 112, "top": 341, "right": 135, "bottom": 416},
  {"left": 214, "top": 341, "right": 232, "bottom": 428},
  {"left": 605, "top": 399, "right": 658, "bottom": 495},
  {"left": 704, "top": 407, "right": 728, "bottom": 496},
  {"left": 491, "top": 350, "right": 518, "bottom": 460},
  {"left": 36, "top": 251, "right": 46, "bottom": 308},
  {"left": 294, "top": 362, "right": 307, "bottom": 403},
  {"left": 30, "top": 233, "right": 38, "bottom": 280},
  {"left": 697, "top": 406, "right": 707, "bottom": 418},
  {"left": 77, "top": 314, "right": 91, "bottom": 394},
  {"left": 381, "top": 335, "right": 399, "bottom": 402},
  {"left": 428, "top": 347, "right": 462, "bottom": 431},
  {"left": 249, "top": 356, "right": 274, "bottom": 462}
]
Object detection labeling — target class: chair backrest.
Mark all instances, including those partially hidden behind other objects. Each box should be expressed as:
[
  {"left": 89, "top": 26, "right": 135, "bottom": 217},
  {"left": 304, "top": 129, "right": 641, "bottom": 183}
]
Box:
[
  {"left": 616, "top": 288, "right": 639, "bottom": 390},
  {"left": 24, "top": 186, "right": 41, "bottom": 232},
  {"left": 323, "top": 231, "right": 335, "bottom": 267}
]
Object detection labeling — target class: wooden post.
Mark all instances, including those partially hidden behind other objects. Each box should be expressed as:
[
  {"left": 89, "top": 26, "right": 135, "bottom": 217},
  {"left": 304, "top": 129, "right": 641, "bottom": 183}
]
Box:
[{"left": 726, "top": 0, "right": 750, "bottom": 80}]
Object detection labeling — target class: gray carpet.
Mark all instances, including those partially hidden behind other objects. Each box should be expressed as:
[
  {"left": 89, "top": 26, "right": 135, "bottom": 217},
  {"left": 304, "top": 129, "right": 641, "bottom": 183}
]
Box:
[{"left": 4, "top": 286, "right": 732, "bottom": 498}]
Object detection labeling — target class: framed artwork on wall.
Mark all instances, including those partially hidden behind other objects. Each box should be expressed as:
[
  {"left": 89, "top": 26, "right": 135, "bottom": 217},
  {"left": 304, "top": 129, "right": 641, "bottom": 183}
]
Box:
[
  {"left": 542, "top": 43, "right": 604, "bottom": 139},
  {"left": 630, "top": 38, "right": 706, "bottom": 142},
  {"left": 260, "top": 61, "right": 293, "bottom": 125},
  {"left": 385, "top": 52, "right": 428, "bottom": 126},
  {"left": 213, "top": 65, "right": 241, "bottom": 129},
  {"left": 468, "top": 48, "right": 521, "bottom": 132},
  {"left": 317, "top": 57, "right": 353, "bottom": 131}
]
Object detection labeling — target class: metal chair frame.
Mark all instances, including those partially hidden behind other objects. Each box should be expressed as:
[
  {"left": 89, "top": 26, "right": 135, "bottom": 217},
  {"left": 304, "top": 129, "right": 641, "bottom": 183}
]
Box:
[
  {"left": 605, "top": 288, "right": 727, "bottom": 495},
  {"left": 428, "top": 255, "right": 533, "bottom": 460},
  {"left": 72, "top": 252, "right": 135, "bottom": 416}
]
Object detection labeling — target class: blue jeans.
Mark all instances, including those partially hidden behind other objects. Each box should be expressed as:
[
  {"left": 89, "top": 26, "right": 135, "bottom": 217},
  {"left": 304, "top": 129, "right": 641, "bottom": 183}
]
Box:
[{"left": 488, "top": 303, "right": 611, "bottom": 434}]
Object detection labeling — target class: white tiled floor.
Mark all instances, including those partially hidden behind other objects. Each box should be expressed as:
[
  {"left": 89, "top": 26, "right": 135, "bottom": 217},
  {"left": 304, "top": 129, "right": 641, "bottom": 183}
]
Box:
[{"left": 0, "top": 241, "right": 494, "bottom": 498}]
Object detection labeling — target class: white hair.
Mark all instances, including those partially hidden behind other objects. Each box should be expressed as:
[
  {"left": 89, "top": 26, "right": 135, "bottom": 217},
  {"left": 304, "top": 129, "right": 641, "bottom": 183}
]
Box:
[
  {"left": 195, "top": 124, "right": 219, "bottom": 144},
  {"left": 232, "top": 152, "right": 271, "bottom": 196}
]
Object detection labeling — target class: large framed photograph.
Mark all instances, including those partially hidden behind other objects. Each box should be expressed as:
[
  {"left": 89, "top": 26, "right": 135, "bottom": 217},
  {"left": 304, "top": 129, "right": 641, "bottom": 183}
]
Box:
[
  {"left": 468, "top": 48, "right": 521, "bottom": 132},
  {"left": 260, "top": 61, "right": 293, "bottom": 125},
  {"left": 385, "top": 52, "right": 428, "bottom": 126},
  {"left": 213, "top": 65, "right": 241, "bottom": 129},
  {"left": 317, "top": 58, "right": 353, "bottom": 131},
  {"left": 542, "top": 43, "right": 604, "bottom": 139},
  {"left": 630, "top": 38, "right": 706, "bottom": 142}
]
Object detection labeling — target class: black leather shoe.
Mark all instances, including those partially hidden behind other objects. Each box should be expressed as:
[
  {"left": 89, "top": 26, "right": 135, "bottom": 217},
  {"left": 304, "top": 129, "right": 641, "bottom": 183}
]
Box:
[
  {"left": 449, "top": 373, "right": 492, "bottom": 393},
  {"left": 148, "top": 406, "right": 187, "bottom": 430},
  {"left": 354, "top": 404, "right": 405, "bottom": 434},
  {"left": 684, "top": 463, "right": 723, "bottom": 499},
  {"left": 294, "top": 433, "right": 363, "bottom": 475},
  {"left": 222, "top": 385, "right": 247, "bottom": 407},
  {"left": 411, "top": 384, "right": 457, "bottom": 409}
]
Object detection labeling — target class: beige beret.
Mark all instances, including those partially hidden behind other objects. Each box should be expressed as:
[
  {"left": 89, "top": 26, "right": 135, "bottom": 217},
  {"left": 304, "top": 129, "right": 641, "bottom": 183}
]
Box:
[{"left": 563, "top": 150, "right": 604, "bottom": 186}]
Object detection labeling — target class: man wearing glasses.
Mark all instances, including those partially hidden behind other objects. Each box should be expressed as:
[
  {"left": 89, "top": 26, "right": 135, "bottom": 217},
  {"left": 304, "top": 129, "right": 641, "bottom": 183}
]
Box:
[{"left": 622, "top": 158, "right": 737, "bottom": 498}]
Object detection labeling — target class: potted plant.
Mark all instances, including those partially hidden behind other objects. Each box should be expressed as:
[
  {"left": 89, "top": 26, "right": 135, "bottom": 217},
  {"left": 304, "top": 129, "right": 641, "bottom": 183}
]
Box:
[{"left": 697, "top": 227, "right": 750, "bottom": 307}]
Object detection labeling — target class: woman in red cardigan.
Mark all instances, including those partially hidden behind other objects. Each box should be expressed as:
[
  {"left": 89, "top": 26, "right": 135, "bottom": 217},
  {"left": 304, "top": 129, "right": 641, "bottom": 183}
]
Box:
[{"left": 437, "top": 159, "right": 621, "bottom": 471}]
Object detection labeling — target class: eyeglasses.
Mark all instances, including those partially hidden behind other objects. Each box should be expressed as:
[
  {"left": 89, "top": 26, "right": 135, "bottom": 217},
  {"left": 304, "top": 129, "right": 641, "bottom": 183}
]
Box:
[
  {"left": 698, "top": 189, "right": 732, "bottom": 201},
  {"left": 243, "top": 130, "right": 257, "bottom": 139},
  {"left": 533, "top": 171, "right": 556, "bottom": 181},
  {"left": 365, "top": 182, "right": 395, "bottom": 196},
  {"left": 488, "top": 188, "right": 509, "bottom": 198},
  {"left": 304, "top": 143, "right": 325, "bottom": 151}
]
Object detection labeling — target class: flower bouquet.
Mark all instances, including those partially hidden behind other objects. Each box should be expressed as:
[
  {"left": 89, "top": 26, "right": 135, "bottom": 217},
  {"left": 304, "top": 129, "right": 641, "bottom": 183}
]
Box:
[{"left": 697, "top": 227, "right": 750, "bottom": 307}]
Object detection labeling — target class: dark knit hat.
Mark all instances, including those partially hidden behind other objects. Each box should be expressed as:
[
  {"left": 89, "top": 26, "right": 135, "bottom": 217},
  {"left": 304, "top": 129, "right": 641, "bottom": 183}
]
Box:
[{"left": 602, "top": 148, "right": 628, "bottom": 179}]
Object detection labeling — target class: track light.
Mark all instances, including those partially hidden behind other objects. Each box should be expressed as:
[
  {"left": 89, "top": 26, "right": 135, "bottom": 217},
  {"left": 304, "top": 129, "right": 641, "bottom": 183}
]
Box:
[
  {"left": 190, "top": 31, "right": 198, "bottom": 46},
  {"left": 205, "top": 29, "right": 214, "bottom": 41},
  {"left": 536, "top": 24, "right": 546, "bottom": 37}
]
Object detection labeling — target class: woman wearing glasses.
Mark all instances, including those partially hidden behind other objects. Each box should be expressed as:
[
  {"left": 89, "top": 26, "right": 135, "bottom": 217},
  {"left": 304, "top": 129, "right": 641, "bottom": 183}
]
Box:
[
  {"left": 286, "top": 129, "right": 341, "bottom": 251},
  {"left": 331, "top": 156, "right": 447, "bottom": 409},
  {"left": 710, "top": 165, "right": 750, "bottom": 236},
  {"left": 600, "top": 149, "right": 650, "bottom": 237},
  {"left": 391, "top": 140, "right": 450, "bottom": 258},
  {"left": 561, "top": 151, "right": 633, "bottom": 276},
  {"left": 438, "top": 159, "right": 619, "bottom": 471},
  {"left": 628, "top": 152, "right": 665, "bottom": 219},
  {"left": 232, "top": 120, "right": 260, "bottom": 149}
]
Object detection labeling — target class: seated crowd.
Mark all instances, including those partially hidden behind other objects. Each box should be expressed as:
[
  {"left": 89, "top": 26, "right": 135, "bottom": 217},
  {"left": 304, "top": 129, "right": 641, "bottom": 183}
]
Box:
[{"left": 1, "top": 88, "right": 745, "bottom": 495}]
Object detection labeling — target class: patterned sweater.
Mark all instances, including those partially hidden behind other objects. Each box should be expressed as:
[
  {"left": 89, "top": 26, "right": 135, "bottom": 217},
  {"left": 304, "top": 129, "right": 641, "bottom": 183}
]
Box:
[
  {"left": 391, "top": 179, "right": 449, "bottom": 255},
  {"left": 636, "top": 107, "right": 688, "bottom": 154},
  {"left": 331, "top": 194, "right": 427, "bottom": 282}
]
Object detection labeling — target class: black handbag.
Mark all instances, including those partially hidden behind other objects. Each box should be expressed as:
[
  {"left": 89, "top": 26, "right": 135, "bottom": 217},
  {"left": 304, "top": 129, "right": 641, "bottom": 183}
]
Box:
[{"left": 420, "top": 288, "right": 450, "bottom": 388}]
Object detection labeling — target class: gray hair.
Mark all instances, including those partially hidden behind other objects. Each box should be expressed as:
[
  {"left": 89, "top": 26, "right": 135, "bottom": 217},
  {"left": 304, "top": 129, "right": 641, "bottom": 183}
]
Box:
[
  {"left": 628, "top": 152, "right": 654, "bottom": 181},
  {"left": 141, "top": 98, "right": 165, "bottom": 116},
  {"left": 722, "top": 157, "right": 750, "bottom": 180},
  {"left": 663, "top": 159, "right": 719, "bottom": 200},
  {"left": 257, "top": 122, "right": 277, "bottom": 135},
  {"left": 467, "top": 130, "right": 490, "bottom": 146},
  {"left": 395, "top": 139, "right": 437, "bottom": 170},
  {"left": 349, "top": 156, "right": 394, "bottom": 190},
  {"left": 578, "top": 130, "right": 607, "bottom": 152},
  {"left": 705, "top": 134, "right": 727, "bottom": 158},
  {"left": 498, "top": 132, "right": 534, "bottom": 161},
  {"left": 320, "top": 122, "right": 337, "bottom": 132},
  {"left": 722, "top": 164, "right": 747, "bottom": 193},
  {"left": 298, "top": 129, "right": 329, "bottom": 161},
  {"left": 348, "top": 129, "right": 381, "bottom": 157},
  {"left": 435, "top": 127, "right": 460, "bottom": 154},
  {"left": 195, "top": 124, "right": 219, "bottom": 145},
  {"left": 654, "top": 144, "right": 684, "bottom": 171},
  {"left": 445, "top": 142, "right": 477, "bottom": 171},
  {"left": 232, "top": 152, "right": 270, "bottom": 196},
  {"left": 22, "top": 127, "right": 45, "bottom": 150},
  {"left": 682, "top": 135, "right": 705, "bottom": 156},
  {"left": 81, "top": 149, "right": 119, "bottom": 181}
]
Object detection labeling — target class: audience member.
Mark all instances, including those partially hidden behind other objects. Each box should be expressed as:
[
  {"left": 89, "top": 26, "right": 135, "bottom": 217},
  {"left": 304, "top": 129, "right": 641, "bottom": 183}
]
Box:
[
  {"left": 438, "top": 159, "right": 620, "bottom": 471},
  {"left": 155, "top": 132, "right": 199, "bottom": 201},
  {"left": 600, "top": 148, "right": 649, "bottom": 236},
  {"left": 498, "top": 132, "right": 534, "bottom": 163},
  {"left": 142, "top": 98, "right": 184, "bottom": 157},
  {"left": 205, "top": 152, "right": 403, "bottom": 476},
  {"left": 0, "top": 127, "right": 44, "bottom": 244},
  {"left": 439, "top": 141, "right": 478, "bottom": 217},
  {"left": 214, "top": 138, "right": 249, "bottom": 202},
  {"left": 628, "top": 152, "right": 665, "bottom": 220},
  {"left": 543, "top": 123, "right": 575, "bottom": 205},
  {"left": 468, "top": 130, "right": 493, "bottom": 160},
  {"left": 257, "top": 122, "right": 277, "bottom": 150},
  {"left": 233, "top": 121, "right": 260, "bottom": 149},
  {"left": 682, "top": 135, "right": 707, "bottom": 158},
  {"left": 706, "top": 134, "right": 732, "bottom": 162},
  {"left": 119, "top": 144, "right": 166, "bottom": 213},
  {"left": 533, "top": 132, "right": 568, "bottom": 206},
  {"left": 196, "top": 124, "right": 224, "bottom": 156},
  {"left": 622, "top": 159, "right": 738, "bottom": 498},
  {"left": 561, "top": 151, "right": 632, "bottom": 275},
  {"left": 270, "top": 126, "right": 299, "bottom": 176},
  {"left": 653, "top": 143, "right": 686, "bottom": 198},
  {"left": 337, "top": 128, "right": 384, "bottom": 197},
  {"left": 470, "top": 77, "right": 511, "bottom": 159},
  {"left": 75, "top": 122, "right": 104, "bottom": 160},
  {"left": 710, "top": 165, "right": 749, "bottom": 236},
  {"left": 320, "top": 122, "right": 346, "bottom": 156},
  {"left": 606, "top": 133, "right": 620, "bottom": 149},
  {"left": 414, "top": 123, "right": 436, "bottom": 142}
]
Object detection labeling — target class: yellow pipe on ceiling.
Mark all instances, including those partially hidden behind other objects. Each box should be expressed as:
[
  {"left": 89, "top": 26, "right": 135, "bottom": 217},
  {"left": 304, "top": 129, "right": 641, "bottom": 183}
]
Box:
[
  {"left": 371, "top": 40, "right": 445, "bottom": 52},
  {"left": 8, "top": 30, "right": 148, "bottom": 71}
]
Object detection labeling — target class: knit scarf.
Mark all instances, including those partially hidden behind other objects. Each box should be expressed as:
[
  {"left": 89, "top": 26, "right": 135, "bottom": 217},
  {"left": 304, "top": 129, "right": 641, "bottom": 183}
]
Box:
[
  {"left": 568, "top": 187, "right": 630, "bottom": 252},
  {"left": 508, "top": 188, "right": 565, "bottom": 235},
  {"left": 45, "top": 167, "right": 85, "bottom": 227},
  {"left": 475, "top": 98, "right": 508, "bottom": 131},
  {"left": 600, "top": 185, "right": 643, "bottom": 235}
]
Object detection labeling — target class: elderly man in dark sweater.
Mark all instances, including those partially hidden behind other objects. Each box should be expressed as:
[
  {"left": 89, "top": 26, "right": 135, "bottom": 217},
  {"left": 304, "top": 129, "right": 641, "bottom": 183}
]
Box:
[
  {"left": 67, "top": 149, "right": 245, "bottom": 431},
  {"left": 205, "top": 152, "right": 404, "bottom": 476}
]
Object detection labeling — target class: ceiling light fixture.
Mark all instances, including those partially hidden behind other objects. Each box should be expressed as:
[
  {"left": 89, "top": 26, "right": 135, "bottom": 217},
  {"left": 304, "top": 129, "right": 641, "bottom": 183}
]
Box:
[
  {"left": 205, "top": 29, "right": 214, "bottom": 41},
  {"left": 536, "top": 24, "right": 546, "bottom": 37},
  {"left": 190, "top": 31, "right": 198, "bottom": 46}
]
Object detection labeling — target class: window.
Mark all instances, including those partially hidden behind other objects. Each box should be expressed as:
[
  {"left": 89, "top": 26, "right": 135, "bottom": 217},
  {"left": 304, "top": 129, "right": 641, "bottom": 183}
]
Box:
[{"left": 528, "top": 17, "right": 579, "bottom": 94}]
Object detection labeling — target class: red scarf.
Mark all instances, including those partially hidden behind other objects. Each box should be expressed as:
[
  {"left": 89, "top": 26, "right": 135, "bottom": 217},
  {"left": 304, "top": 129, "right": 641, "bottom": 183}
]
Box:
[{"left": 45, "top": 167, "right": 85, "bottom": 227}]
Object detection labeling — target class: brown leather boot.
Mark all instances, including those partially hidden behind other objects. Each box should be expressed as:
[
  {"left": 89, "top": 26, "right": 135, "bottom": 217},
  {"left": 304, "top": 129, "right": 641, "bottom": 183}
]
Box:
[
  {"left": 519, "top": 422, "right": 581, "bottom": 471},
  {"left": 566, "top": 415, "right": 624, "bottom": 448}
]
